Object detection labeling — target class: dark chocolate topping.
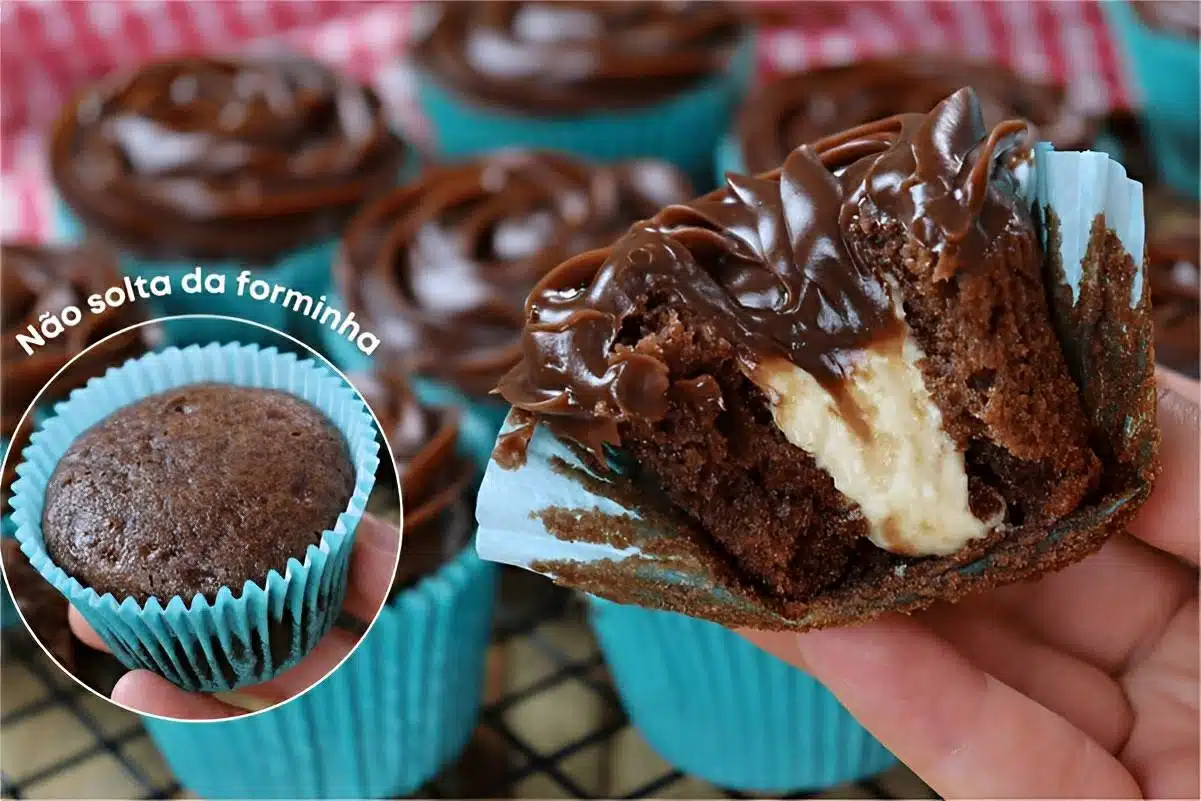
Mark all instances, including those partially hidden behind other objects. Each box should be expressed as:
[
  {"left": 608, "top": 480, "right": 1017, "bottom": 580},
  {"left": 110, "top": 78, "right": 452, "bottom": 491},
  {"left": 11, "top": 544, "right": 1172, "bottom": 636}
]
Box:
[
  {"left": 2, "top": 243, "right": 149, "bottom": 439},
  {"left": 412, "top": 1, "right": 746, "bottom": 113},
  {"left": 497, "top": 88, "right": 1034, "bottom": 459},
  {"left": 42, "top": 384, "right": 355, "bottom": 603},
  {"left": 736, "top": 57, "right": 1092, "bottom": 175},
  {"left": 355, "top": 369, "right": 475, "bottom": 591},
  {"left": 338, "top": 151, "right": 693, "bottom": 398},
  {"left": 1146, "top": 191, "right": 1199, "bottom": 376},
  {"left": 51, "top": 55, "right": 406, "bottom": 262}
]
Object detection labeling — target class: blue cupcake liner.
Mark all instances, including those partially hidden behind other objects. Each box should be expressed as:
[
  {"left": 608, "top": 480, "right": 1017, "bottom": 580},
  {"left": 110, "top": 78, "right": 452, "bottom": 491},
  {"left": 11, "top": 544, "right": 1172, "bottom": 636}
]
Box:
[
  {"left": 589, "top": 597, "right": 896, "bottom": 792},
  {"left": 143, "top": 405, "right": 500, "bottom": 799},
  {"left": 318, "top": 291, "right": 511, "bottom": 435},
  {"left": 55, "top": 202, "right": 339, "bottom": 347},
  {"left": 1102, "top": 0, "right": 1200, "bottom": 198},
  {"left": 9, "top": 343, "right": 380, "bottom": 691},
  {"left": 416, "top": 31, "right": 756, "bottom": 192},
  {"left": 715, "top": 133, "right": 747, "bottom": 179}
]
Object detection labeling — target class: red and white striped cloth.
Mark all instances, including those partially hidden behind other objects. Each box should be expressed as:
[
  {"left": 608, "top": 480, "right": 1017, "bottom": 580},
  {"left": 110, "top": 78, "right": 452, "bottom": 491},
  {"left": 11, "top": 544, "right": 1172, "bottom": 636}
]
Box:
[{"left": 0, "top": 0, "right": 1133, "bottom": 241}]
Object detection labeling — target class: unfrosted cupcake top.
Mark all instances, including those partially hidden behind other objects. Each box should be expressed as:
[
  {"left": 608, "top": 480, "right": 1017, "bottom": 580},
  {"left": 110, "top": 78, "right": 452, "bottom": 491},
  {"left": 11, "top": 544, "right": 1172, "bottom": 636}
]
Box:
[
  {"left": 336, "top": 150, "right": 692, "bottom": 398},
  {"left": 1, "top": 243, "right": 150, "bottom": 439},
  {"left": 51, "top": 55, "right": 407, "bottom": 262},
  {"left": 354, "top": 368, "right": 475, "bottom": 592},
  {"left": 42, "top": 384, "right": 355, "bottom": 602},
  {"left": 735, "top": 57, "right": 1093, "bottom": 174},
  {"left": 412, "top": 1, "right": 747, "bottom": 113}
]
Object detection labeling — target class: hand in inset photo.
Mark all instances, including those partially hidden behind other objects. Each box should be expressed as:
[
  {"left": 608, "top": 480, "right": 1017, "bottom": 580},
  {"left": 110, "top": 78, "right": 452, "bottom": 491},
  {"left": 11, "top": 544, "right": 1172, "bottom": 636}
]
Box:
[
  {"left": 743, "top": 370, "right": 1200, "bottom": 799},
  {"left": 66, "top": 513, "right": 400, "bottom": 720}
]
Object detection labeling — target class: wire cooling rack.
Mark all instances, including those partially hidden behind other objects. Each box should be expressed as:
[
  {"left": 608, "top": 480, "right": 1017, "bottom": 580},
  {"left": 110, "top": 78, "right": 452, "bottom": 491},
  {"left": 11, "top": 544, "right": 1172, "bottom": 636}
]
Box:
[{"left": 1, "top": 569, "right": 934, "bottom": 799}]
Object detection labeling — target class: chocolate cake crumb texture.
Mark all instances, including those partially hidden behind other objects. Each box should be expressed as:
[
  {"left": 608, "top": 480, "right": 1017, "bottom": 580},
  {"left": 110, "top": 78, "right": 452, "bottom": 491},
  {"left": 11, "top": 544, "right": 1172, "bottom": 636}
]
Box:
[{"left": 41, "top": 383, "right": 356, "bottom": 603}]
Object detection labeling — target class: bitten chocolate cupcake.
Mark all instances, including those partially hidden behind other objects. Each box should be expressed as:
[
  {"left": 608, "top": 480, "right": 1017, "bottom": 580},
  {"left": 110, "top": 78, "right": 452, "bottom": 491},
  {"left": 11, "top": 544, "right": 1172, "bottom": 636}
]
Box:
[
  {"left": 42, "top": 384, "right": 354, "bottom": 602},
  {"left": 51, "top": 55, "right": 408, "bottom": 343},
  {"left": 412, "top": 2, "right": 754, "bottom": 187},
  {"left": 482, "top": 88, "right": 1157, "bottom": 626},
  {"left": 727, "top": 56, "right": 1096, "bottom": 175},
  {"left": 11, "top": 344, "right": 379, "bottom": 692},
  {"left": 355, "top": 367, "right": 476, "bottom": 590},
  {"left": 143, "top": 369, "right": 499, "bottom": 799},
  {"left": 2, "top": 243, "right": 150, "bottom": 439},
  {"left": 1146, "top": 190, "right": 1199, "bottom": 376},
  {"left": 332, "top": 151, "right": 692, "bottom": 421}
]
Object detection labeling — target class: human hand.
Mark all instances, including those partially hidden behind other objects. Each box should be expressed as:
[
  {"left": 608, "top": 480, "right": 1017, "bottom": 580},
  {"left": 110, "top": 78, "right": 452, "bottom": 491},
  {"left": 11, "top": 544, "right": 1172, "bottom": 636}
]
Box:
[
  {"left": 67, "top": 513, "right": 400, "bottom": 720},
  {"left": 743, "top": 369, "right": 1200, "bottom": 798}
]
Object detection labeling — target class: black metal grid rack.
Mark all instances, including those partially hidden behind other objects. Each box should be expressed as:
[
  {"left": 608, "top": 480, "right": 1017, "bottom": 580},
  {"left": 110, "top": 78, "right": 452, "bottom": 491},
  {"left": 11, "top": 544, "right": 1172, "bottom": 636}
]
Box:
[{"left": 1, "top": 570, "right": 934, "bottom": 799}]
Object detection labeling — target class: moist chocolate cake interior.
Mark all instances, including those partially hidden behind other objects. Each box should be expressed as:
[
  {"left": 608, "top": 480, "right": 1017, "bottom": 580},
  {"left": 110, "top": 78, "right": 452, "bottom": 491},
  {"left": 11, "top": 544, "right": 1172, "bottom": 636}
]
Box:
[{"left": 498, "top": 88, "right": 1103, "bottom": 607}]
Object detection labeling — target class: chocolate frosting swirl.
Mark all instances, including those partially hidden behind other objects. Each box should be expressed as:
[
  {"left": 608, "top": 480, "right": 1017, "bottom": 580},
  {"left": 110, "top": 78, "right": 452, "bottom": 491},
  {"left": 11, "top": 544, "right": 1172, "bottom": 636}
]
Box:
[
  {"left": 2, "top": 243, "right": 151, "bottom": 439},
  {"left": 497, "top": 89, "right": 1033, "bottom": 459},
  {"left": 338, "top": 151, "right": 693, "bottom": 398},
  {"left": 412, "top": 1, "right": 747, "bottom": 113},
  {"left": 51, "top": 55, "right": 407, "bottom": 262},
  {"left": 736, "top": 57, "right": 1091, "bottom": 175},
  {"left": 355, "top": 368, "right": 476, "bottom": 592},
  {"left": 1146, "top": 192, "right": 1199, "bottom": 377}
]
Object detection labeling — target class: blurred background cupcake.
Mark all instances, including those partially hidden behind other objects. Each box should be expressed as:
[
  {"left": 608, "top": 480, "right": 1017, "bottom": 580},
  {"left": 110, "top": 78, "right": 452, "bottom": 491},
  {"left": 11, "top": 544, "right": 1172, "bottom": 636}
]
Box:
[
  {"left": 1145, "top": 190, "right": 1199, "bottom": 377},
  {"left": 50, "top": 55, "right": 409, "bottom": 346},
  {"left": 329, "top": 150, "right": 693, "bottom": 430},
  {"left": 722, "top": 55, "right": 1099, "bottom": 177},
  {"left": 411, "top": 1, "right": 754, "bottom": 189},
  {"left": 1103, "top": 0, "right": 1200, "bottom": 198},
  {"left": 144, "top": 367, "right": 498, "bottom": 799}
]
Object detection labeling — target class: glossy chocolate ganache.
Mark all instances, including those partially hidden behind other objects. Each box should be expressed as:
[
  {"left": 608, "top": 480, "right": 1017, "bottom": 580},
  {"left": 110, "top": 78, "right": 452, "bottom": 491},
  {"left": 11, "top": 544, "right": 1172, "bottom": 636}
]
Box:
[
  {"left": 2, "top": 243, "right": 149, "bottom": 439},
  {"left": 736, "top": 57, "right": 1094, "bottom": 175},
  {"left": 498, "top": 88, "right": 1099, "bottom": 601},
  {"left": 51, "top": 55, "right": 406, "bottom": 262},
  {"left": 356, "top": 368, "right": 476, "bottom": 592},
  {"left": 338, "top": 151, "right": 692, "bottom": 398},
  {"left": 412, "top": 1, "right": 747, "bottom": 113}
]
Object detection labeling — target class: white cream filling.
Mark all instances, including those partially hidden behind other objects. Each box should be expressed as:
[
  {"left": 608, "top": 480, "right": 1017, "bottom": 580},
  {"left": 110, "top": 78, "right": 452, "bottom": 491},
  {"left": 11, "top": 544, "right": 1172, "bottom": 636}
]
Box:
[{"left": 752, "top": 326, "right": 998, "bottom": 556}]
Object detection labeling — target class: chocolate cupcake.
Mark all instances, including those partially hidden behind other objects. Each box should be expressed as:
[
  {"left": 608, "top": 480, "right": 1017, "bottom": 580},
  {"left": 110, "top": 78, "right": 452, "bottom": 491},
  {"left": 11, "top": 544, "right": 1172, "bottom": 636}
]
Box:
[
  {"left": 412, "top": 2, "right": 754, "bottom": 187},
  {"left": 355, "top": 367, "right": 476, "bottom": 590},
  {"left": 1146, "top": 190, "right": 1199, "bottom": 376},
  {"left": 51, "top": 55, "right": 408, "bottom": 344},
  {"left": 2, "top": 243, "right": 150, "bottom": 439},
  {"left": 483, "top": 88, "right": 1157, "bottom": 626},
  {"left": 143, "top": 370, "right": 499, "bottom": 798},
  {"left": 727, "top": 56, "right": 1096, "bottom": 175},
  {"left": 11, "top": 344, "right": 379, "bottom": 692},
  {"left": 42, "top": 384, "right": 354, "bottom": 602},
  {"left": 332, "top": 151, "right": 693, "bottom": 418}
]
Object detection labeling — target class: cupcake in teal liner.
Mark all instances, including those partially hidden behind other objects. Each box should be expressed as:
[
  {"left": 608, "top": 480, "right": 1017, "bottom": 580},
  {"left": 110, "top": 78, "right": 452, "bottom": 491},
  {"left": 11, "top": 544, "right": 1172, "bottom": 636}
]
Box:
[
  {"left": 327, "top": 150, "right": 693, "bottom": 433},
  {"left": 719, "top": 55, "right": 1100, "bottom": 180},
  {"left": 50, "top": 55, "right": 410, "bottom": 346},
  {"left": 475, "top": 91, "right": 1157, "bottom": 787},
  {"left": 1103, "top": 0, "right": 1200, "bottom": 199},
  {"left": 590, "top": 598, "right": 895, "bottom": 790},
  {"left": 411, "top": 1, "right": 755, "bottom": 190},
  {"left": 9, "top": 343, "right": 380, "bottom": 692},
  {"left": 145, "top": 369, "right": 498, "bottom": 799}
]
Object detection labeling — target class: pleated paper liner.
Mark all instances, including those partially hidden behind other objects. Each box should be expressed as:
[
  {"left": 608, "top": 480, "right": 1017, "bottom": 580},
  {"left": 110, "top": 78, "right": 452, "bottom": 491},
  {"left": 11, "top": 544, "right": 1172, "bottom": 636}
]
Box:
[{"left": 10, "top": 343, "right": 380, "bottom": 691}]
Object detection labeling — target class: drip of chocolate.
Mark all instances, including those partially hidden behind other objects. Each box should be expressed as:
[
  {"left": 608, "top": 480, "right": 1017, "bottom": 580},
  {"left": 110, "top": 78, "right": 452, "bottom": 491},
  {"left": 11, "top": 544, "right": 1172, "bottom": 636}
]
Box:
[
  {"left": 51, "top": 55, "right": 406, "bottom": 262},
  {"left": 337, "top": 151, "right": 693, "bottom": 398},
  {"left": 1, "top": 243, "right": 150, "bottom": 439},
  {"left": 1146, "top": 191, "right": 1200, "bottom": 377},
  {"left": 496, "top": 88, "right": 1034, "bottom": 462},
  {"left": 412, "top": 1, "right": 747, "bottom": 113},
  {"left": 736, "top": 57, "right": 1092, "bottom": 175},
  {"left": 355, "top": 368, "right": 476, "bottom": 593}
]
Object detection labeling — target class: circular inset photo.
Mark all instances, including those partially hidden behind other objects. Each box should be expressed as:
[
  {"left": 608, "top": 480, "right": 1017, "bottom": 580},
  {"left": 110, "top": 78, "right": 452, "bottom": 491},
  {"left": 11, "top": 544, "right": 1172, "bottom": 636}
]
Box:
[{"left": 2, "top": 312, "right": 401, "bottom": 723}]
